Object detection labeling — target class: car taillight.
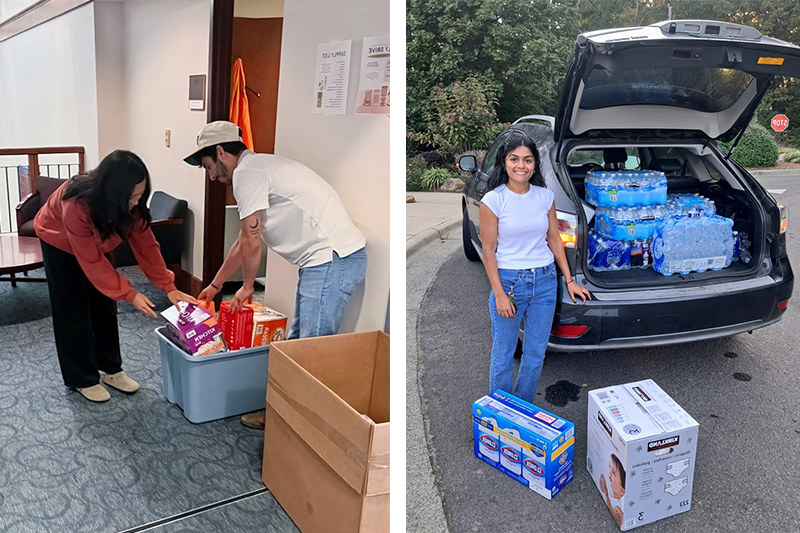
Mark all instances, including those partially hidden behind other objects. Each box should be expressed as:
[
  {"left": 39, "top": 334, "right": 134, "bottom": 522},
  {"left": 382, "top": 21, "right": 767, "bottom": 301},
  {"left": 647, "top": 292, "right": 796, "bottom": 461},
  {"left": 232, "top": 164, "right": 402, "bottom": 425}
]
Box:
[
  {"left": 780, "top": 204, "right": 788, "bottom": 234},
  {"left": 778, "top": 299, "right": 789, "bottom": 311},
  {"left": 550, "top": 324, "right": 589, "bottom": 338},
  {"left": 557, "top": 211, "right": 578, "bottom": 249}
]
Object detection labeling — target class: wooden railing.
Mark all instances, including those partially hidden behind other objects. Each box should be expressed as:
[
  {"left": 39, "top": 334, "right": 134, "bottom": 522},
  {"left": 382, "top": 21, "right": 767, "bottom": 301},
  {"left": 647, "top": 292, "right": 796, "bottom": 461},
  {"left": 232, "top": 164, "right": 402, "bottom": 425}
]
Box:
[{"left": 0, "top": 147, "right": 85, "bottom": 233}]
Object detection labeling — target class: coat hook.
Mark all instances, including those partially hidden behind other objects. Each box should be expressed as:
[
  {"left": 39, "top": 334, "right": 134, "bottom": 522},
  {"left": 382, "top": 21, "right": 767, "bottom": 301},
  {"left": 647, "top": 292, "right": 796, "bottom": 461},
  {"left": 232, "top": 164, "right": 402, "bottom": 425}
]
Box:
[{"left": 246, "top": 86, "right": 261, "bottom": 98}]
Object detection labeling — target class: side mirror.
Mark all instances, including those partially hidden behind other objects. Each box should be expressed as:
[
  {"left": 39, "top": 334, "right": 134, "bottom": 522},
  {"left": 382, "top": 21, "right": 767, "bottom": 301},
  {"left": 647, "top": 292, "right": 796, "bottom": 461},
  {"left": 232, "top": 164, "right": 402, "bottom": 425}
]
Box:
[{"left": 458, "top": 155, "right": 478, "bottom": 172}]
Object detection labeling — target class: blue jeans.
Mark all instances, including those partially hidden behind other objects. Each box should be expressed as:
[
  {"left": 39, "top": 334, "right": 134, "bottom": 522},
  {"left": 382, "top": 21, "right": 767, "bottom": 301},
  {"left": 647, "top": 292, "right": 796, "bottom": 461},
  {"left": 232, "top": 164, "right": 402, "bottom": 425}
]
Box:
[
  {"left": 287, "top": 248, "right": 367, "bottom": 339},
  {"left": 488, "top": 263, "right": 557, "bottom": 404}
]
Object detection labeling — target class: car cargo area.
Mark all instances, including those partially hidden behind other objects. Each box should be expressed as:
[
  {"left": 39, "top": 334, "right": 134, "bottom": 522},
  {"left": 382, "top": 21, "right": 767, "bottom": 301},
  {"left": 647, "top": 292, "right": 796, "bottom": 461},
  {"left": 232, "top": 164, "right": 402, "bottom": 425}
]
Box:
[{"left": 568, "top": 145, "right": 764, "bottom": 289}]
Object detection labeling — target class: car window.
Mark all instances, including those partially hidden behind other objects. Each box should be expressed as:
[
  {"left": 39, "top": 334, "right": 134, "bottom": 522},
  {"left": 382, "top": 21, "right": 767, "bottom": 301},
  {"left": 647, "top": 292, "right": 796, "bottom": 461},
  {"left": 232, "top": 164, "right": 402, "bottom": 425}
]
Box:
[
  {"left": 651, "top": 147, "right": 686, "bottom": 166},
  {"left": 567, "top": 148, "right": 640, "bottom": 169},
  {"left": 581, "top": 67, "right": 754, "bottom": 113},
  {"left": 480, "top": 131, "right": 512, "bottom": 175}
]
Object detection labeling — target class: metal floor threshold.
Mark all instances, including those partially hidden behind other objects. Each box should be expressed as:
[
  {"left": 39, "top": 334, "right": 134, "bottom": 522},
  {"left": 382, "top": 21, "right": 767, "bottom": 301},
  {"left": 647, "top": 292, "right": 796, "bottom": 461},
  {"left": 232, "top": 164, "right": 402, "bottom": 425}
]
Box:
[{"left": 116, "top": 487, "right": 270, "bottom": 533}]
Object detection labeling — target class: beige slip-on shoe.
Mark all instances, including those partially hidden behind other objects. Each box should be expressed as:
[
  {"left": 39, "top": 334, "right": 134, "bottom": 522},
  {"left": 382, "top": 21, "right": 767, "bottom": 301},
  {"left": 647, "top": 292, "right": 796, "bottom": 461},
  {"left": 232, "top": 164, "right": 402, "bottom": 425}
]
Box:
[
  {"left": 101, "top": 371, "right": 140, "bottom": 394},
  {"left": 77, "top": 384, "right": 111, "bottom": 402},
  {"left": 241, "top": 410, "right": 265, "bottom": 429}
]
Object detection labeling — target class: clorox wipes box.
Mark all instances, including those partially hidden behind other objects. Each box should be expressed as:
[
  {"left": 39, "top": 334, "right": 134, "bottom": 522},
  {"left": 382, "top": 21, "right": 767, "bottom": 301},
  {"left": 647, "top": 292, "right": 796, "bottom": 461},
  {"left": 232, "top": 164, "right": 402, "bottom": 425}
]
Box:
[
  {"left": 472, "top": 390, "right": 575, "bottom": 499},
  {"left": 587, "top": 379, "right": 699, "bottom": 531}
]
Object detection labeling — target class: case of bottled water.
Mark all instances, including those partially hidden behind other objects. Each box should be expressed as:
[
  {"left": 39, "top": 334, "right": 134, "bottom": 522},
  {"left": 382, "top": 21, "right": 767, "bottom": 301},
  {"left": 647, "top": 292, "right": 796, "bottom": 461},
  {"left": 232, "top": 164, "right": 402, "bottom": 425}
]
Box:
[
  {"left": 588, "top": 231, "right": 631, "bottom": 271},
  {"left": 585, "top": 170, "right": 668, "bottom": 207},
  {"left": 595, "top": 205, "right": 670, "bottom": 241},
  {"left": 653, "top": 215, "right": 734, "bottom": 275},
  {"left": 667, "top": 193, "right": 716, "bottom": 219}
]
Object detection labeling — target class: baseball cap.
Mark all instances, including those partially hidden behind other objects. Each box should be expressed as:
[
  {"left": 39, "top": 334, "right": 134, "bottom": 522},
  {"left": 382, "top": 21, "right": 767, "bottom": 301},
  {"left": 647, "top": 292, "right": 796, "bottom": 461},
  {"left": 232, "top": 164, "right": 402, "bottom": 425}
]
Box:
[{"left": 184, "top": 121, "right": 244, "bottom": 166}]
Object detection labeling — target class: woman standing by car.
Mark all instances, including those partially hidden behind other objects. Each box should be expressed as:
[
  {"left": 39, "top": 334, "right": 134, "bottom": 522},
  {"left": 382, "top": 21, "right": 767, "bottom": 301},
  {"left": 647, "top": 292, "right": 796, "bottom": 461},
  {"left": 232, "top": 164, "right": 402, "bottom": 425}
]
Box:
[
  {"left": 35, "top": 150, "right": 198, "bottom": 403},
  {"left": 479, "top": 132, "right": 591, "bottom": 403}
]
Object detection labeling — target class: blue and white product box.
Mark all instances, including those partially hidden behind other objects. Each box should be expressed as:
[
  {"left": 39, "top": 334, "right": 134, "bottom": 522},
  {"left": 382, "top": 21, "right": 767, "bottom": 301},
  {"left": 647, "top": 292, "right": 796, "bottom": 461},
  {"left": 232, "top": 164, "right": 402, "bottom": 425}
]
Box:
[
  {"left": 585, "top": 171, "right": 667, "bottom": 208},
  {"left": 587, "top": 380, "right": 699, "bottom": 531},
  {"left": 472, "top": 390, "right": 575, "bottom": 499}
]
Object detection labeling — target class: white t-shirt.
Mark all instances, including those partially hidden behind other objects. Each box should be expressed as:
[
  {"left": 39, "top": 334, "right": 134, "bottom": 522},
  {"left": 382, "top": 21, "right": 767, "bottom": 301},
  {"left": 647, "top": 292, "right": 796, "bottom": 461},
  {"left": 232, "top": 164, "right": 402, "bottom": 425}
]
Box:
[
  {"left": 480, "top": 184, "right": 555, "bottom": 269},
  {"left": 232, "top": 151, "right": 366, "bottom": 268}
]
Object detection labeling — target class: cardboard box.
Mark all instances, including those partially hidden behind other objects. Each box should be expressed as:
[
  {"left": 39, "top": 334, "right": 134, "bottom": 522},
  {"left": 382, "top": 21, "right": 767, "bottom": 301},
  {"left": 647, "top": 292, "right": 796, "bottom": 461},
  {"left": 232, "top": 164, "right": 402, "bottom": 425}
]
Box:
[
  {"left": 248, "top": 302, "right": 287, "bottom": 346},
  {"left": 587, "top": 379, "right": 699, "bottom": 530},
  {"left": 160, "top": 302, "right": 226, "bottom": 356},
  {"left": 473, "top": 390, "right": 575, "bottom": 499},
  {"left": 263, "top": 331, "right": 389, "bottom": 533},
  {"left": 219, "top": 301, "right": 254, "bottom": 350}
]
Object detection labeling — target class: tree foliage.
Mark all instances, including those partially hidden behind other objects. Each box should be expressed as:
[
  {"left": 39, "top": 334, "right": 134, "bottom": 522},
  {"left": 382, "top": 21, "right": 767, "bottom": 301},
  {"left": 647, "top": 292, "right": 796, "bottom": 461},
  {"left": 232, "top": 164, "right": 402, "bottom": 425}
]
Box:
[{"left": 408, "top": 0, "right": 800, "bottom": 154}]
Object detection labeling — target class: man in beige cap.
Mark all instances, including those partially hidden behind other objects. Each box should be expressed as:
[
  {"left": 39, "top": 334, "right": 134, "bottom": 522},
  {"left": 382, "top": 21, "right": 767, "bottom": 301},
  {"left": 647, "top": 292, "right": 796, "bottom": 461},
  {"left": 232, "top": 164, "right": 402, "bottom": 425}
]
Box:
[{"left": 184, "top": 121, "right": 367, "bottom": 429}]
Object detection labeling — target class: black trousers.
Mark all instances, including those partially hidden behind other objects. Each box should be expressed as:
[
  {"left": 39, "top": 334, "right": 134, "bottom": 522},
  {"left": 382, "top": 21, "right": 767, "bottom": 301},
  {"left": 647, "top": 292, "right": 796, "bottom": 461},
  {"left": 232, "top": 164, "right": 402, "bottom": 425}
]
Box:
[{"left": 40, "top": 240, "right": 122, "bottom": 388}]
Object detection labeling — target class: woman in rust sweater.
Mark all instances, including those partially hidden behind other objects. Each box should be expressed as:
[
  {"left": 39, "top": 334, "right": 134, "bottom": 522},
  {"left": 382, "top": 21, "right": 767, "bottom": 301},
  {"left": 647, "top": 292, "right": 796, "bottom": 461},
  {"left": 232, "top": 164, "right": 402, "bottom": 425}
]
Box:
[{"left": 35, "top": 150, "right": 197, "bottom": 403}]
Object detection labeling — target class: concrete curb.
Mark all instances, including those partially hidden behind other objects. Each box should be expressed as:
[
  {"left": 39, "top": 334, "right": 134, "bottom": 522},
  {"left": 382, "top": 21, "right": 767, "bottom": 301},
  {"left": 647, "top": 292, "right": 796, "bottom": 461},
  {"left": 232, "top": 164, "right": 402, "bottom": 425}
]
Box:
[
  {"left": 750, "top": 168, "right": 800, "bottom": 177},
  {"left": 406, "top": 217, "right": 461, "bottom": 260}
]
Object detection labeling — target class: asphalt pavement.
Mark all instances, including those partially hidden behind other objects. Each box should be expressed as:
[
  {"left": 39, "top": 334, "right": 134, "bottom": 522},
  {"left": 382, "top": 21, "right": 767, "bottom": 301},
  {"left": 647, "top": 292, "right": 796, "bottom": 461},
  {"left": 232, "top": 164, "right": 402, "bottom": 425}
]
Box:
[{"left": 406, "top": 175, "right": 800, "bottom": 532}]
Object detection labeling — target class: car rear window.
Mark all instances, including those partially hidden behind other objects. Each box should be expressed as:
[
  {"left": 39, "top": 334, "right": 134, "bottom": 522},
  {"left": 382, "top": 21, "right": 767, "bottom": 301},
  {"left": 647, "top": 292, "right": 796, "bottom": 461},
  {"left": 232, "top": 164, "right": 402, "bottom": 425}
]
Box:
[{"left": 580, "top": 67, "right": 754, "bottom": 113}]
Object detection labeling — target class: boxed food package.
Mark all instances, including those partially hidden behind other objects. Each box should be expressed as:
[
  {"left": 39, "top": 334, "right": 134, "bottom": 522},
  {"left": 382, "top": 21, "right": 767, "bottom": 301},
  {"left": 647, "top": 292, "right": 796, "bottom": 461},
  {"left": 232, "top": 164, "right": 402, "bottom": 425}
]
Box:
[
  {"left": 263, "top": 331, "right": 390, "bottom": 533},
  {"left": 472, "top": 390, "right": 575, "bottom": 500},
  {"left": 248, "top": 302, "right": 288, "bottom": 346},
  {"left": 587, "top": 379, "right": 699, "bottom": 531},
  {"left": 219, "top": 301, "right": 254, "bottom": 350},
  {"left": 160, "top": 301, "right": 226, "bottom": 356}
]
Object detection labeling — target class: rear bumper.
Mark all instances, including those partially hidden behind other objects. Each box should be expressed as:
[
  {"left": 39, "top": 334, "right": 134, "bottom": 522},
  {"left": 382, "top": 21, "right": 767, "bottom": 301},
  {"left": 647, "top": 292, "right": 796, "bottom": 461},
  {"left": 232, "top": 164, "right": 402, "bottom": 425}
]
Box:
[{"left": 547, "top": 258, "right": 794, "bottom": 351}]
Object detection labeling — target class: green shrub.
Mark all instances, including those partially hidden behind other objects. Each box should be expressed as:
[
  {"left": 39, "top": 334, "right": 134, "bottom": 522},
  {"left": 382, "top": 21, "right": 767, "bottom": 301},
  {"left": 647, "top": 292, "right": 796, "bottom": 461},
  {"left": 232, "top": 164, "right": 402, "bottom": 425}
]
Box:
[
  {"left": 421, "top": 168, "right": 460, "bottom": 190},
  {"left": 407, "top": 155, "right": 427, "bottom": 191},
  {"left": 780, "top": 147, "right": 800, "bottom": 163},
  {"left": 407, "top": 76, "right": 504, "bottom": 156},
  {"left": 719, "top": 123, "right": 779, "bottom": 167}
]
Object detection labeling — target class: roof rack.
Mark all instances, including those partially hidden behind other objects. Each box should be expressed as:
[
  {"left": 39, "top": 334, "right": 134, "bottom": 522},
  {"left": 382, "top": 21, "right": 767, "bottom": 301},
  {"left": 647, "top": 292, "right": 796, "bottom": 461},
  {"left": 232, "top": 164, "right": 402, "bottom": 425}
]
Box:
[{"left": 512, "top": 115, "right": 555, "bottom": 128}]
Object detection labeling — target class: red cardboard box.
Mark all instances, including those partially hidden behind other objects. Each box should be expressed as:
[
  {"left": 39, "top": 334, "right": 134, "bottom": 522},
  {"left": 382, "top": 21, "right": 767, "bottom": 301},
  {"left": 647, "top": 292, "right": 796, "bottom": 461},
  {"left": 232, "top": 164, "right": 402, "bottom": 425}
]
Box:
[{"left": 219, "top": 301, "right": 254, "bottom": 350}]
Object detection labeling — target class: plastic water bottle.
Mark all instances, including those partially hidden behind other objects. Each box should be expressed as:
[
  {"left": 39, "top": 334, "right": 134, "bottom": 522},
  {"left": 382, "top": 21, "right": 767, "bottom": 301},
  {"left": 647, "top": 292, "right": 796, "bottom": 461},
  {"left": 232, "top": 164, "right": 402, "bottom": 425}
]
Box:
[
  {"left": 741, "top": 248, "right": 752, "bottom": 264},
  {"left": 732, "top": 231, "right": 740, "bottom": 262}
]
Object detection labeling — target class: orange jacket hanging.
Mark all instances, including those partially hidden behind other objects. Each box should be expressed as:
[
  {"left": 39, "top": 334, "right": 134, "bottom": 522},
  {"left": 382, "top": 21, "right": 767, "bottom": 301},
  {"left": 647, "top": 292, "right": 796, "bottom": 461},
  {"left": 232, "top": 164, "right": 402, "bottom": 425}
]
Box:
[{"left": 230, "top": 58, "right": 255, "bottom": 150}]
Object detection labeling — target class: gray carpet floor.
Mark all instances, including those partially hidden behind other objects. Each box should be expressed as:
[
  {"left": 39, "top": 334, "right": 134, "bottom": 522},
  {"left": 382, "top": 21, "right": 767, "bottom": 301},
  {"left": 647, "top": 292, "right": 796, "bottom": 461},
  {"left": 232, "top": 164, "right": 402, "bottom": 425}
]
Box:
[{"left": 0, "top": 267, "right": 295, "bottom": 533}]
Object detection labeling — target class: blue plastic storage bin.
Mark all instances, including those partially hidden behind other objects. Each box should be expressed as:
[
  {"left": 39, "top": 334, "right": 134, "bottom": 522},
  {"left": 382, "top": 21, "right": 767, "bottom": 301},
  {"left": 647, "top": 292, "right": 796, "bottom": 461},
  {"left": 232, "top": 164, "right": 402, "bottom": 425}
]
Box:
[{"left": 155, "top": 327, "right": 269, "bottom": 423}]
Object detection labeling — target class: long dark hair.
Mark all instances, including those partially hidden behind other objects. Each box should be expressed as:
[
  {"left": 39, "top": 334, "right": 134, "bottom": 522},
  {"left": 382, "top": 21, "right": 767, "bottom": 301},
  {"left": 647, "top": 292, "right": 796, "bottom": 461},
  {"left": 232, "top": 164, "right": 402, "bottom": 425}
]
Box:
[
  {"left": 487, "top": 130, "right": 544, "bottom": 191},
  {"left": 62, "top": 150, "right": 152, "bottom": 240}
]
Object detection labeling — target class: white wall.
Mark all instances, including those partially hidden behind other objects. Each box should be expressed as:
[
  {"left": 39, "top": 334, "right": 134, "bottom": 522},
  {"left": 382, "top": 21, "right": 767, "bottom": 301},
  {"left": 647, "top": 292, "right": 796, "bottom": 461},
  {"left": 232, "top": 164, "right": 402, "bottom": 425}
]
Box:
[
  {"left": 268, "top": 0, "right": 390, "bottom": 333},
  {"left": 0, "top": 0, "right": 39, "bottom": 24},
  {"left": 0, "top": 3, "right": 100, "bottom": 165},
  {"left": 94, "top": 1, "right": 126, "bottom": 158},
  {"left": 115, "top": 0, "right": 211, "bottom": 277},
  {"left": 234, "top": 0, "right": 283, "bottom": 18}
]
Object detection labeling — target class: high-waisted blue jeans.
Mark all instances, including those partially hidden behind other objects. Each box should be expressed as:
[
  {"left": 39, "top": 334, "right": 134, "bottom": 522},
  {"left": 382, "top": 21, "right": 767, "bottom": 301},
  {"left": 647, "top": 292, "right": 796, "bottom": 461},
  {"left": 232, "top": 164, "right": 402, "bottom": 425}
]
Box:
[{"left": 488, "top": 263, "right": 557, "bottom": 403}]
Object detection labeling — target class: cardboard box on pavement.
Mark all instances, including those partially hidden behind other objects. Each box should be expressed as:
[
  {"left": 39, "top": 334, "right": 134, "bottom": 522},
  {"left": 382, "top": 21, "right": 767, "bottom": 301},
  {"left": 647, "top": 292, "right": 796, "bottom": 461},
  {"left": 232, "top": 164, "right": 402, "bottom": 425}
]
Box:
[
  {"left": 587, "top": 379, "right": 699, "bottom": 531},
  {"left": 263, "top": 331, "right": 390, "bottom": 533}
]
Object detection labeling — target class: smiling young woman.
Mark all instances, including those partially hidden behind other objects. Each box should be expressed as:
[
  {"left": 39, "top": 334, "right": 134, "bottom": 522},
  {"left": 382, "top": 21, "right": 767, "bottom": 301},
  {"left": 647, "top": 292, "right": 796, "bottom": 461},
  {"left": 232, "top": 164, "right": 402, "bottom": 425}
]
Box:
[{"left": 478, "top": 131, "right": 591, "bottom": 404}]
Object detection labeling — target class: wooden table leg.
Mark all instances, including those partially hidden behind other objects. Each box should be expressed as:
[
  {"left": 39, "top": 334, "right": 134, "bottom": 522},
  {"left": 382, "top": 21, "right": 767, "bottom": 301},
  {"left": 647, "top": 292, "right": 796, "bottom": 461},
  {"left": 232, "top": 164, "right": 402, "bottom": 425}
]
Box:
[{"left": 10, "top": 273, "right": 15, "bottom": 288}]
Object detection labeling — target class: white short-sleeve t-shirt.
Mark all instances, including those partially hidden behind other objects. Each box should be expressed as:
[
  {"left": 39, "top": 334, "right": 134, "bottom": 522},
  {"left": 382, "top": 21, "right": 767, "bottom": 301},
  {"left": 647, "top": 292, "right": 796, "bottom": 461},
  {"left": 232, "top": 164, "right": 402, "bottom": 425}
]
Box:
[
  {"left": 480, "top": 184, "right": 555, "bottom": 269},
  {"left": 232, "top": 151, "right": 366, "bottom": 268}
]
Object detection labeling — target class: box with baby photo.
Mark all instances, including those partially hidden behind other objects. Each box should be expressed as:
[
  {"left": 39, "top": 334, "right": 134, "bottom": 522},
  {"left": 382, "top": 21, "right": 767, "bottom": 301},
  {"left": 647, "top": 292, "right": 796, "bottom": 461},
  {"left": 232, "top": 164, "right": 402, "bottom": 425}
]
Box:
[{"left": 587, "top": 379, "right": 699, "bottom": 531}]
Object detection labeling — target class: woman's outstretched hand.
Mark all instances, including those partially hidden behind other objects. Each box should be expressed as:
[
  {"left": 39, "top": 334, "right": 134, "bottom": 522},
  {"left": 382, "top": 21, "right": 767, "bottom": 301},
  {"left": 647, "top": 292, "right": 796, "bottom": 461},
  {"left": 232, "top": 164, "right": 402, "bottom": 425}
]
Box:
[
  {"left": 167, "top": 289, "right": 200, "bottom": 309},
  {"left": 132, "top": 292, "right": 158, "bottom": 318},
  {"left": 567, "top": 281, "right": 592, "bottom": 305}
]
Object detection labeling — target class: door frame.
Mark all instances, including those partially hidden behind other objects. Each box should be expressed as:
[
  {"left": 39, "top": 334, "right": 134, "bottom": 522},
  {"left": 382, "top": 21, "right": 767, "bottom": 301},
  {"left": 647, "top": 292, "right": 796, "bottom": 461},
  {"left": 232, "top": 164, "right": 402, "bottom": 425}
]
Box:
[{"left": 202, "top": 0, "right": 234, "bottom": 291}]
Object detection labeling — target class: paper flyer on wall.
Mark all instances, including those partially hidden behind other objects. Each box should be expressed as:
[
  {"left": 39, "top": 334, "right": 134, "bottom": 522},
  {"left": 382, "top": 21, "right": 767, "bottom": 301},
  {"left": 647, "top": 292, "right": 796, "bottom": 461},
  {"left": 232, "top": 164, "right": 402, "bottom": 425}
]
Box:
[
  {"left": 313, "top": 40, "right": 351, "bottom": 115},
  {"left": 355, "top": 35, "right": 390, "bottom": 115}
]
